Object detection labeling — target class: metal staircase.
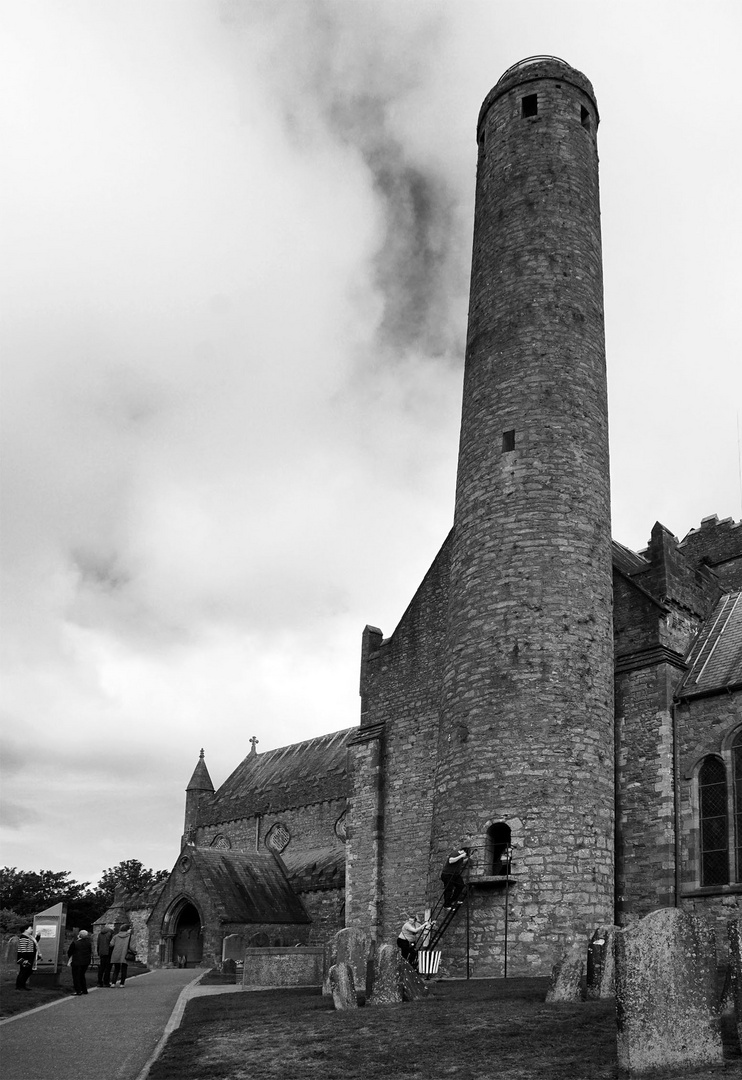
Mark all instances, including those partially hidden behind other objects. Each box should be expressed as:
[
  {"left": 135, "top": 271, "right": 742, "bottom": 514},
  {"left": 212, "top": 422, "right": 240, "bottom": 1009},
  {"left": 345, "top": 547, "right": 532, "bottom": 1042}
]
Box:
[{"left": 420, "top": 883, "right": 468, "bottom": 952}]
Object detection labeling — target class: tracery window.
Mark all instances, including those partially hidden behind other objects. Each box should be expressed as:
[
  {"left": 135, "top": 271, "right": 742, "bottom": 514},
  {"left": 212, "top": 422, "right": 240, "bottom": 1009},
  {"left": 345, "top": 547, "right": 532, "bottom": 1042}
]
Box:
[
  {"left": 699, "top": 756, "right": 728, "bottom": 886},
  {"left": 734, "top": 731, "right": 742, "bottom": 881},
  {"left": 695, "top": 727, "right": 742, "bottom": 888}
]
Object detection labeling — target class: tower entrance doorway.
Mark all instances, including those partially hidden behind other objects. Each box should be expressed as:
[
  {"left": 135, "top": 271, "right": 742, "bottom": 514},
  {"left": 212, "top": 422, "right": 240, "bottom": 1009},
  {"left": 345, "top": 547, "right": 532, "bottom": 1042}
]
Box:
[{"left": 172, "top": 902, "right": 203, "bottom": 967}]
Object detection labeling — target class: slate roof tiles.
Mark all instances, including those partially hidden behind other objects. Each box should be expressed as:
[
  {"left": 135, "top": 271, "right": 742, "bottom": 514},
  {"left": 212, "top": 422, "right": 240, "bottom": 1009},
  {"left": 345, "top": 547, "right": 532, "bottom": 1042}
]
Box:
[{"left": 678, "top": 591, "right": 742, "bottom": 698}]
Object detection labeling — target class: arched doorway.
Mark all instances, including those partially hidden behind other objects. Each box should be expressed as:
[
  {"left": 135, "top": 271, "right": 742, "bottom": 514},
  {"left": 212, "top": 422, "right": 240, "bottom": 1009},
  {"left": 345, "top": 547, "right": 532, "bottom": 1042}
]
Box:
[{"left": 172, "top": 901, "right": 203, "bottom": 967}]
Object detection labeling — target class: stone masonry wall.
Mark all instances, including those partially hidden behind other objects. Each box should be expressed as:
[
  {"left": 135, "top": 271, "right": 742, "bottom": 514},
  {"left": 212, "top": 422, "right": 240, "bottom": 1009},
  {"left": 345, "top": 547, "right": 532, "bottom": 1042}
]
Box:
[
  {"left": 297, "top": 888, "right": 345, "bottom": 945},
  {"left": 615, "top": 663, "right": 681, "bottom": 920},
  {"left": 345, "top": 732, "right": 383, "bottom": 938},
  {"left": 348, "top": 537, "right": 450, "bottom": 942},
  {"left": 196, "top": 798, "right": 347, "bottom": 864}
]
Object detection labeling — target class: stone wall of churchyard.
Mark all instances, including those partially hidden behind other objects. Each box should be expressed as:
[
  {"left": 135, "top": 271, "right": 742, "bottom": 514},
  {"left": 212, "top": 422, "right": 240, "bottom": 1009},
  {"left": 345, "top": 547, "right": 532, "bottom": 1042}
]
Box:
[
  {"left": 346, "top": 537, "right": 450, "bottom": 941},
  {"left": 614, "top": 662, "right": 680, "bottom": 920},
  {"left": 677, "top": 691, "right": 742, "bottom": 963}
]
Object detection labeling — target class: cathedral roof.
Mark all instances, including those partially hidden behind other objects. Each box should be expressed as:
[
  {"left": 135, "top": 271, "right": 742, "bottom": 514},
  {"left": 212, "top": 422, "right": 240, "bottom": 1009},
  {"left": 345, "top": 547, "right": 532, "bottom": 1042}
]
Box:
[
  {"left": 612, "top": 540, "right": 649, "bottom": 577},
  {"left": 182, "top": 848, "right": 310, "bottom": 924},
  {"left": 198, "top": 728, "right": 354, "bottom": 824},
  {"left": 677, "top": 591, "right": 742, "bottom": 699},
  {"left": 281, "top": 846, "right": 345, "bottom": 892}
]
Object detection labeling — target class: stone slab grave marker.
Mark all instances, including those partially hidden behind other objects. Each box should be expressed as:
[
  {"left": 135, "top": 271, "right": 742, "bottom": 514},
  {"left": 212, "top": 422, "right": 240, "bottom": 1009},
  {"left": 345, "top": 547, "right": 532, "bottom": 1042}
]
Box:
[
  {"left": 323, "top": 927, "right": 373, "bottom": 1000},
  {"left": 368, "top": 944, "right": 403, "bottom": 1005},
  {"left": 615, "top": 907, "right": 723, "bottom": 1074},
  {"left": 546, "top": 940, "right": 584, "bottom": 1003},
  {"left": 329, "top": 962, "right": 358, "bottom": 1010},
  {"left": 586, "top": 925, "right": 618, "bottom": 1000},
  {"left": 367, "top": 944, "right": 429, "bottom": 1005}
]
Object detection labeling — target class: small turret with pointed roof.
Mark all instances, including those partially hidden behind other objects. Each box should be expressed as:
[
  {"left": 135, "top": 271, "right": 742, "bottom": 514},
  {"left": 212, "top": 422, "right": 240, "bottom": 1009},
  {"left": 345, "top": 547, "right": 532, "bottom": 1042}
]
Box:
[{"left": 182, "top": 749, "right": 215, "bottom": 849}]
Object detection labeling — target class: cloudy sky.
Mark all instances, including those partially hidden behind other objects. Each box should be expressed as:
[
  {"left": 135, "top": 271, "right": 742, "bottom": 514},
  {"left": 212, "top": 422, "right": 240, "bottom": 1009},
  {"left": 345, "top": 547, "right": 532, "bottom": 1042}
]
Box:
[{"left": 1, "top": 1, "right": 741, "bottom": 889}]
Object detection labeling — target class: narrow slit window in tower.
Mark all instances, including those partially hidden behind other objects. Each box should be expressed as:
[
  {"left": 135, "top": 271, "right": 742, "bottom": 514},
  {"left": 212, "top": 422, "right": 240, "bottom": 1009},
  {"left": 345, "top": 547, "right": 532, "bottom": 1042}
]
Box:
[
  {"left": 502, "top": 429, "right": 516, "bottom": 452},
  {"left": 581, "top": 106, "right": 591, "bottom": 130},
  {"left": 521, "top": 94, "right": 538, "bottom": 118}
]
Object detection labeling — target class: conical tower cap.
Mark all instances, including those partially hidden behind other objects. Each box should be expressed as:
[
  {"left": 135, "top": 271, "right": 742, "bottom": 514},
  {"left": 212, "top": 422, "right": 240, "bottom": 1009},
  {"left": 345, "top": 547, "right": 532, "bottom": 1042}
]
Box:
[{"left": 186, "top": 749, "right": 214, "bottom": 792}]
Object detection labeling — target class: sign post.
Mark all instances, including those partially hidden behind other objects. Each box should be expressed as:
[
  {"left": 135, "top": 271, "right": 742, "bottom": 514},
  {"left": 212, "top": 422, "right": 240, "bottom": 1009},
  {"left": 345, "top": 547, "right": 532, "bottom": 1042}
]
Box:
[{"left": 33, "top": 902, "right": 67, "bottom": 986}]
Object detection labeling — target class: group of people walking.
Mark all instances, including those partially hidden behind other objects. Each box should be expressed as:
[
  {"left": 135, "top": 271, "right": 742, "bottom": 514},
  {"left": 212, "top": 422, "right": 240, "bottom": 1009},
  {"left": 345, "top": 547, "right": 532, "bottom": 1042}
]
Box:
[
  {"left": 68, "top": 924, "right": 136, "bottom": 994},
  {"left": 14, "top": 923, "right": 136, "bottom": 995}
]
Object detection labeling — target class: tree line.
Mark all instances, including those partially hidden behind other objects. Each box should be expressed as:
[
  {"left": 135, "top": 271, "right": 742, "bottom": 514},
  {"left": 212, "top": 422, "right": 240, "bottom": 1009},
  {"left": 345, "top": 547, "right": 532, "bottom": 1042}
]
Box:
[{"left": 0, "top": 861, "right": 169, "bottom": 933}]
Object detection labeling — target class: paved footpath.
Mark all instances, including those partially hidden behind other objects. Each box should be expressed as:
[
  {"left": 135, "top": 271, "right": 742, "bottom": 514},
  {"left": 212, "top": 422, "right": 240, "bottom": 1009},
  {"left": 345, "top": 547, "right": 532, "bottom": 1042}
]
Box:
[{"left": 0, "top": 968, "right": 240, "bottom": 1080}]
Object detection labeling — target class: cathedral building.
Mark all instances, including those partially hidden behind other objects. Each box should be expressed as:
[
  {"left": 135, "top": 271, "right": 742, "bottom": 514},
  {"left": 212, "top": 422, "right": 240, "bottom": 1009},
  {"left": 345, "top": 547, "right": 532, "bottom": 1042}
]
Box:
[{"left": 128, "top": 57, "right": 741, "bottom": 977}]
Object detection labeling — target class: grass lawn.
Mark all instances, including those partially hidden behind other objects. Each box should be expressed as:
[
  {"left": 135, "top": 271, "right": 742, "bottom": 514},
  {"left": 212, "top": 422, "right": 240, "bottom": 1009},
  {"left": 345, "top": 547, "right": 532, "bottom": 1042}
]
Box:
[
  {"left": 148, "top": 977, "right": 741, "bottom": 1080},
  {"left": 0, "top": 958, "right": 147, "bottom": 1019}
]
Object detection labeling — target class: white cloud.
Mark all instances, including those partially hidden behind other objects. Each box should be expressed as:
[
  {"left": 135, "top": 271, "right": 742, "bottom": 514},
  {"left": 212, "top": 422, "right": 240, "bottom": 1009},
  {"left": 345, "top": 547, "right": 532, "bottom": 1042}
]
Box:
[{"left": 1, "top": 0, "right": 740, "bottom": 885}]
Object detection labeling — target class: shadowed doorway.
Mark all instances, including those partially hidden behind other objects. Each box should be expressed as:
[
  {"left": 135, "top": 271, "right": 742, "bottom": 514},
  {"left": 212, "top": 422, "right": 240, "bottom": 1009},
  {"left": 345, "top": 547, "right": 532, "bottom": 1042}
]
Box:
[{"left": 172, "top": 902, "right": 203, "bottom": 967}]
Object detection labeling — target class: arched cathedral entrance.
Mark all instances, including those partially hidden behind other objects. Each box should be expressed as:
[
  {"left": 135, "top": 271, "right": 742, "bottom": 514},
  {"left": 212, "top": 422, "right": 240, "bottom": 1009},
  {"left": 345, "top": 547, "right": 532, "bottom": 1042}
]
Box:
[{"left": 162, "top": 897, "right": 203, "bottom": 967}]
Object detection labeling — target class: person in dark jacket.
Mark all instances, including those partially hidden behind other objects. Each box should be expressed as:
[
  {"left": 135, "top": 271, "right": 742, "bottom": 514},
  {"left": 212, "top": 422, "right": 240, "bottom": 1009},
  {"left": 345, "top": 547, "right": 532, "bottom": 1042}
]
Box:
[
  {"left": 440, "top": 835, "right": 473, "bottom": 907},
  {"left": 96, "top": 924, "right": 115, "bottom": 987},
  {"left": 67, "top": 930, "right": 93, "bottom": 995}
]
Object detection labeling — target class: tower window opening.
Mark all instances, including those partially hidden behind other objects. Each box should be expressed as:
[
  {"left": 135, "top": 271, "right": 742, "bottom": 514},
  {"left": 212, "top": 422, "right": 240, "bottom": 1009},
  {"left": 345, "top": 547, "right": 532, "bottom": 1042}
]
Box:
[
  {"left": 485, "top": 823, "right": 512, "bottom": 875},
  {"left": 502, "top": 429, "right": 516, "bottom": 452},
  {"left": 581, "top": 106, "right": 591, "bottom": 130},
  {"left": 521, "top": 94, "right": 538, "bottom": 118}
]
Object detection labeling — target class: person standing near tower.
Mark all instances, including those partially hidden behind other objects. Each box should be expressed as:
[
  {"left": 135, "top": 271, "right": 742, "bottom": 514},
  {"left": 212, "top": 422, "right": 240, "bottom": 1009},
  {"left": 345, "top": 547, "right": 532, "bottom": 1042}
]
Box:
[{"left": 440, "top": 836, "right": 473, "bottom": 907}]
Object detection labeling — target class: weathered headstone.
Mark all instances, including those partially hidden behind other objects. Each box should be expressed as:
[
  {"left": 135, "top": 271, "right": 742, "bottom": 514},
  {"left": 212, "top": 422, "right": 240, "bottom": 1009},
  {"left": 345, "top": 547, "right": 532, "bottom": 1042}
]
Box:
[
  {"left": 397, "top": 956, "right": 428, "bottom": 1002},
  {"left": 615, "top": 908, "right": 723, "bottom": 1074},
  {"left": 367, "top": 944, "right": 403, "bottom": 1005},
  {"left": 586, "top": 925, "right": 618, "bottom": 1000},
  {"left": 322, "top": 927, "right": 373, "bottom": 998},
  {"left": 4, "top": 935, "right": 19, "bottom": 962},
  {"left": 728, "top": 917, "right": 742, "bottom": 1051},
  {"left": 329, "top": 962, "right": 358, "bottom": 1010},
  {"left": 546, "top": 940, "right": 584, "bottom": 1003}
]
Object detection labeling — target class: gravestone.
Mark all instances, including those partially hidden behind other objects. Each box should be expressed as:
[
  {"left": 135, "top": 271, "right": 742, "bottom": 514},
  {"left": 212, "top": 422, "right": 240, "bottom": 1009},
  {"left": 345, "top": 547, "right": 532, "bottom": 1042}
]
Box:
[
  {"left": 397, "top": 956, "right": 428, "bottom": 1002},
  {"left": 222, "top": 933, "right": 243, "bottom": 963},
  {"left": 615, "top": 908, "right": 723, "bottom": 1074},
  {"left": 322, "top": 927, "right": 373, "bottom": 998},
  {"left": 586, "top": 925, "right": 618, "bottom": 1000},
  {"left": 728, "top": 917, "right": 742, "bottom": 1051},
  {"left": 367, "top": 944, "right": 403, "bottom": 1005},
  {"left": 546, "top": 940, "right": 584, "bottom": 1003},
  {"left": 329, "top": 962, "right": 358, "bottom": 1010},
  {"left": 4, "top": 936, "right": 19, "bottom": 962}
]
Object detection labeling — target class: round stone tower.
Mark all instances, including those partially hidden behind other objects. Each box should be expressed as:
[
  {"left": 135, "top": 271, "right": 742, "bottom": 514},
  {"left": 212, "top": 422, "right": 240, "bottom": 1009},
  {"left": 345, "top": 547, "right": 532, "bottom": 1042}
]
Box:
[{"left": 430, "top": 58, "right": 614, "bottom": 975}]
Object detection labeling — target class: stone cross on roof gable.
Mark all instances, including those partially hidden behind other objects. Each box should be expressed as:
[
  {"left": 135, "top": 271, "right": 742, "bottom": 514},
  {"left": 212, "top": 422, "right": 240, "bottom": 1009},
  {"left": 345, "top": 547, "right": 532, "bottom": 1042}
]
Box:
[{"left": 249, "top": 736, "right": 259, "bottom": 755}]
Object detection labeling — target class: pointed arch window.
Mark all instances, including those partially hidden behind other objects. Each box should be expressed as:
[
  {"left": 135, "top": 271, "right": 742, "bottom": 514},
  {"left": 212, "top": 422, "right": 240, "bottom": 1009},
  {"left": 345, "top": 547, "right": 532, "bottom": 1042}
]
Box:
[
  {"left": 699, "top": 756, "right": 729, "bottom": 886},
  {"left": 734, "top": 731, "right": 742, "bottom": 881}
]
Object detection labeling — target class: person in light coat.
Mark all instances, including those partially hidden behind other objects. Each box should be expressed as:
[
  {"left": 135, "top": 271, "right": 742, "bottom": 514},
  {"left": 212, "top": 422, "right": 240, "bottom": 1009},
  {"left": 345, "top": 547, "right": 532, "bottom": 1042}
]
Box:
[{"left": 109, "top": 924, "right": 134, "bottom": 987}]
